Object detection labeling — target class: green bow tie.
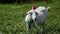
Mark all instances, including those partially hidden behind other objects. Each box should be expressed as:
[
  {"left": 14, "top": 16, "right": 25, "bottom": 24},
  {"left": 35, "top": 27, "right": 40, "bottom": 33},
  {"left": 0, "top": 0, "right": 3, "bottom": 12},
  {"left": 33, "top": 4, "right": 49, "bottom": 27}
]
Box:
[{"left": 29, "top": 19, "right": 33, "bottom": 25}]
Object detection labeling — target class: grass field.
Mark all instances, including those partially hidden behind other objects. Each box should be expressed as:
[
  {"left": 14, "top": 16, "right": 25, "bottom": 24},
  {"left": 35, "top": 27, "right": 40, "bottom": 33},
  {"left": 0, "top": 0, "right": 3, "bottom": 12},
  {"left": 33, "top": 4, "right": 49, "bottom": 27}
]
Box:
[{"left": 0, "top": 0, "right": 60, "bottom": 34}]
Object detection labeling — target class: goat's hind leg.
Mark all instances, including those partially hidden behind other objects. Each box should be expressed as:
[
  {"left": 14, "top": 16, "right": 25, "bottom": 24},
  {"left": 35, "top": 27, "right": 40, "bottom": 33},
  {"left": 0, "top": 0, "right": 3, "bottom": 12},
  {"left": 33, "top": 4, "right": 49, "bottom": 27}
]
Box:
[{"left": 41, "top": 24, "right": 45, "bottom": 34}]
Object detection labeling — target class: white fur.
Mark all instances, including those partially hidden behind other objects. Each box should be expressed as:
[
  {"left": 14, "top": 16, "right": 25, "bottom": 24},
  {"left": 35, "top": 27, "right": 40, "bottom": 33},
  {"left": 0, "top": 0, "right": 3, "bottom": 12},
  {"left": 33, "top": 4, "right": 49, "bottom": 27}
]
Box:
[{"left": 25, "top": 6, "right": 50, "bottom": 34}]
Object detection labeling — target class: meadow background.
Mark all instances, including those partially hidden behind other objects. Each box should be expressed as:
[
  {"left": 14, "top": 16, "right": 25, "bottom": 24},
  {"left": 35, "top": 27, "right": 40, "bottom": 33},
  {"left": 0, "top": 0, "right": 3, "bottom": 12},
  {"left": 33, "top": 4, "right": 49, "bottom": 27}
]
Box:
[{"left": 0, "top": 0, "right": 60, "bottom": 34}]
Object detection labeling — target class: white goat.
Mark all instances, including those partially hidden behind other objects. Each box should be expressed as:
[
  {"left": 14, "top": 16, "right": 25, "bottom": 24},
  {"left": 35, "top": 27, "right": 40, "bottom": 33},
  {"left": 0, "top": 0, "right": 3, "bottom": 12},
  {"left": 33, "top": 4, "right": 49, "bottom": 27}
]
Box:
[{"left": 25, "top": 5, "right": 50, "bottom": 34}]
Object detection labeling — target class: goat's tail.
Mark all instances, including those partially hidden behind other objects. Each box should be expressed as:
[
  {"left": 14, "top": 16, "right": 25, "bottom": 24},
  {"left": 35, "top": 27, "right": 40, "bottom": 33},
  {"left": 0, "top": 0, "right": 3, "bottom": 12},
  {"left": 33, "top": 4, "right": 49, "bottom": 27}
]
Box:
[{"left": 46, "top": 6, "right": 50, "bottom": 11}]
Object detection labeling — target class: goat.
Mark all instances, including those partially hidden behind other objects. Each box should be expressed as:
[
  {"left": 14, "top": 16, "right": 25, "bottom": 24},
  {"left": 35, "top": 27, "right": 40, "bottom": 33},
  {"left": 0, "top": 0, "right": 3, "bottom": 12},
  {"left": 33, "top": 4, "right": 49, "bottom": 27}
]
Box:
[{"left": 25, "top": 5, "right": 50, "bottom": 34}]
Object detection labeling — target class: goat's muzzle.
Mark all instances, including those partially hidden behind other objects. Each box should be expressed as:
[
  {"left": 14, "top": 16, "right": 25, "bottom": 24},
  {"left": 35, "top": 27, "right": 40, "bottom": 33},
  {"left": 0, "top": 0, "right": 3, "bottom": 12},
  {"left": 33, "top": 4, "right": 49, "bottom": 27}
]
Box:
[{"left": 33, "top": 18, "right": 37, "bottom": 21}]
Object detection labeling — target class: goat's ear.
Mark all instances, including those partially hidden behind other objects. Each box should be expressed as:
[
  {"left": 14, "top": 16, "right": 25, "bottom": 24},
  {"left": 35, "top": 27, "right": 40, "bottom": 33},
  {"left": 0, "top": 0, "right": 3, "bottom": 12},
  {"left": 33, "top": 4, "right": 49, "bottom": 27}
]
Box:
[
  {"left": 46, "top": 6, "right": 50, "bottom": 11},
  {"left": 26, "top": 11, "right": 29, "bottom": 15}
]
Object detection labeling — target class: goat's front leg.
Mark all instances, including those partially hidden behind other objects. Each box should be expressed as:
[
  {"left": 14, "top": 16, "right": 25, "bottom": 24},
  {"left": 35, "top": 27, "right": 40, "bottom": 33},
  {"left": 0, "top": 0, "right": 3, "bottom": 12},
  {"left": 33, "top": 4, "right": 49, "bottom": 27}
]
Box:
[
  {"left": 41, "top": 24, "right": 45, "bottom": 34},
  {"left": 27, "top": 24, "right": 31, "bottom": 34},
  {"left": 34, "top": 21, "right": 38, "bottom": 34}
]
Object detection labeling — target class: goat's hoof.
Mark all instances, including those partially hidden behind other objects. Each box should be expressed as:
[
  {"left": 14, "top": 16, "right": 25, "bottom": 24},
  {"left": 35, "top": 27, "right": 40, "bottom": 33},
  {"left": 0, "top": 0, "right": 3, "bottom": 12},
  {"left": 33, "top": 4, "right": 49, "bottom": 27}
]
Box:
[
  {"left": 36, "top": 32, "right": 38, "bottom": 34},
  {"left": 41, "top": 32, "right": 45, "bottom": 34}
]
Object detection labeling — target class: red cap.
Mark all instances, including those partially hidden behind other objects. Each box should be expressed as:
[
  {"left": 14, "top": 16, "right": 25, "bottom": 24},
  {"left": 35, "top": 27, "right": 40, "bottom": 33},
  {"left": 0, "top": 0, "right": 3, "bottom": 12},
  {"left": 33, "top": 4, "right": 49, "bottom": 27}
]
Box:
[{"left": 32, "top": 5, "right": 35, "bottom": 10}]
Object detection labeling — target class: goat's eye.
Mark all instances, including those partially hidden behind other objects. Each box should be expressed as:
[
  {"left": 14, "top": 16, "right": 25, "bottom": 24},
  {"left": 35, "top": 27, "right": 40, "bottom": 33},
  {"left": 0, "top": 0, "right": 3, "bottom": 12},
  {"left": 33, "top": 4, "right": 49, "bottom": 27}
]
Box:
[
  {"left": 36, "top": 12, "right": 38, "bottom": 15},
  {"left": 29, "top": 12, "right": 32, "bottom": 15}
]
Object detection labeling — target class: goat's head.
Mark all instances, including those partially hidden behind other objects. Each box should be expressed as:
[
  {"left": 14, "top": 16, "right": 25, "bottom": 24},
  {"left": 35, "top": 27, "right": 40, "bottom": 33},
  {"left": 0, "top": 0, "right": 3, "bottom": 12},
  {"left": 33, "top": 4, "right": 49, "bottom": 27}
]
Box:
[
  {"left": 27, "top": 10, "right": 39, "bottom": 21},
  {"left": 27, "top": 5, "right": 39, "bottom": 21}
]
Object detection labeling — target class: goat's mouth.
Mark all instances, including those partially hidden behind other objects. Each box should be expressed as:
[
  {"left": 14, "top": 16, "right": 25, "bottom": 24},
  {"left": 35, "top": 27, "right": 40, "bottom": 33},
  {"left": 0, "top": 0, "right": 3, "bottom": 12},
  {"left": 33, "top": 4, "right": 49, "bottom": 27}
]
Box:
[{"left": 33, "top": 18, "right": 37, "bottom": 21}]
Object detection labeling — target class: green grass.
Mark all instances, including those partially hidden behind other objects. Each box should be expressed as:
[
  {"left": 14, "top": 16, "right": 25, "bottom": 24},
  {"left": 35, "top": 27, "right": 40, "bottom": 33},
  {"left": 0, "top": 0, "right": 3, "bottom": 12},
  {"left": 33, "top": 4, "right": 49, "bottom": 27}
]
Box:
[{"left": 0, "top": 0, "right": 60, "bottom": 34}]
